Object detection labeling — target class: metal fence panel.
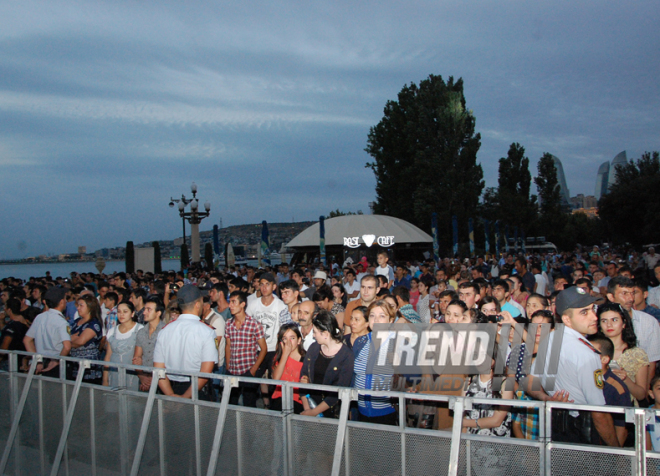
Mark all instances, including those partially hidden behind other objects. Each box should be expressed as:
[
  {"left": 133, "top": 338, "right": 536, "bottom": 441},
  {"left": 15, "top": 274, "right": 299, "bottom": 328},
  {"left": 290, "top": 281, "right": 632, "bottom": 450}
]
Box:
[
  {"left": 647, "top": 455, "right": 660, "bottom": 476},
  {"left": 346, "top": 423, "right": 402, "bottom": 476},
  {"left": 405, "top": 430, "right": 454, "bottom": 476},
  {"left": 94, "top": 388, "right": 123, "bottom": 475},
  {"left": 461, "top": 437, "right": 541, "bottom": 476},
  {"left": 57, "top": 384, "right": 93, "bottom": 476},
  {"left": 132, "top": 395, "right": 159, "bottom": 476},
  {"left": 214, "top": 408, "right": 238, "bottom": 476},
  {"left": 161, "top": 397, "right": 197, "bottom": 475},
  {"left": 237, "top": 409, "right": 286, "bottom": 476},
  {"left": 290, "top": 416, "right": 338, "bottom": 476},
  {"left": 550, "top": 446, "right": 634, "bottom": 476},
  {"left": 0, "top": 373, "right": 12, "bottom": 469}
]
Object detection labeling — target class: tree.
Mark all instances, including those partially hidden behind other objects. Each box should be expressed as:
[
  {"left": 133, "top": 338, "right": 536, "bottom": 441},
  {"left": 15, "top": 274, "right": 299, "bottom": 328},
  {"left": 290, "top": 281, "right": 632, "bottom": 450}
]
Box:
[
  {"left": 534, "top": 153, "right": 566, "bottom": 243},
  {"left": 152, "top": 241, "right": 162, "bottom": 274},
  {"left": 125, "top": 241, "right": 134, "bottom": 273},
  {"left": 180, "top": 243, "right": 189, "bottom": 270},
  {"left": 327, "top": 209, "right": 362, "bottom": 218},
  {"left": 599, "top": 151, "right": 660, "bottom": 246},
  {"left": 366, "top": 74, "right": 483, "bottom": 250},
  {"left": 495, "top": 143, "right": 538, "bottom": 233}
]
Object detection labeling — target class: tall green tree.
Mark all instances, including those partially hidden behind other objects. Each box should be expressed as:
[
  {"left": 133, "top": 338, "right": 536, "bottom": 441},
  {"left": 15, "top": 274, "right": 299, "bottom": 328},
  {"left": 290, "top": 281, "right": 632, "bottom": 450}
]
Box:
[
  {"left": 599, "top": 151, "right": 660, "bottom": 246},
  {"left": 534, "top": 153, "right": 566, "bottom": 243},
  {"left": 366, "top": 74, "right": 483, "bottom": 250},
  {"left": 496, "top": 143, "right": 538, "bottom": 233}
]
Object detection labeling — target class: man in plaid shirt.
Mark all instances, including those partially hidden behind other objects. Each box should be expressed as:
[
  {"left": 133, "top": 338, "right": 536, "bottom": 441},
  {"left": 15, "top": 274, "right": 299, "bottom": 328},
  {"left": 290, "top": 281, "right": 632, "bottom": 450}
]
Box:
[{"left": 225, "top": 291, "right": 267, "bottom": 407}]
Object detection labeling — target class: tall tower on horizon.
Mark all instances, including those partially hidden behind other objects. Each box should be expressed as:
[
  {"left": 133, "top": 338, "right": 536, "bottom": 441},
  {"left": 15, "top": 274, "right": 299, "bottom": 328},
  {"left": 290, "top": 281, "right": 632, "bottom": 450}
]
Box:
[
  {"left": 594, "top": 161, "right": 610, "bottom": 200},
  {"left": 550, "top": 154, "right": 572, "bottom": 208},
  {"left": 608, "top": 150, "right": 627, "bottom": 190}
]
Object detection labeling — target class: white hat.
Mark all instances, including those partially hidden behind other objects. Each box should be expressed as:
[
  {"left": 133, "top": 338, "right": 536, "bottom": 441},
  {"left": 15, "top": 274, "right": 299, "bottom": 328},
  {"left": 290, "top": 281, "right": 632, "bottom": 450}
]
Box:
[{"left": 313, "top": 271, "right": 327, "bottom": 281}]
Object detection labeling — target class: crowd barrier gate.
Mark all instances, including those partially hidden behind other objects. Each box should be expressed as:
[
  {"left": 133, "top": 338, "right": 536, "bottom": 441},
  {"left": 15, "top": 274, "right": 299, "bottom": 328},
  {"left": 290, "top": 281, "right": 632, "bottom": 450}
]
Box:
[{"left": 0, "top": 350, "right": 658, "bottom": 476}]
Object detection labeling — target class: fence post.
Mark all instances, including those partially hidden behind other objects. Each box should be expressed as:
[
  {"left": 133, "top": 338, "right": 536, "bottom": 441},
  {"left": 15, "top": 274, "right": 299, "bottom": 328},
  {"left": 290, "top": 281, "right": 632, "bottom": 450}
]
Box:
[
  {"left": 330, "top": 388, "right": 354, "bottom": 476},
  {"left": 49, "top": 359, "right": 89, "bottom": 476},
  {"left": 205, "top": 377, "right": 237, "bottom": 476},
  {"left": 636, "top": 409, "right": 648, "bottom": 476},
  {"left": 544, "top": 402, "right": 552, "bottom": 476},
  {"left": 447, "top": 397, "right": 465, "bottom": 476},
  {"left": 129, "top": 369, "right": 163, "bottom": 476},
  {"left": 281, "top": 382, "right": 294, "bottom": 476},
  {"left": 0, "top": 355, "right": 39, "bottom": 475},
  {"left": 399, "top": 394, "right": 406, "bottom": 476}
]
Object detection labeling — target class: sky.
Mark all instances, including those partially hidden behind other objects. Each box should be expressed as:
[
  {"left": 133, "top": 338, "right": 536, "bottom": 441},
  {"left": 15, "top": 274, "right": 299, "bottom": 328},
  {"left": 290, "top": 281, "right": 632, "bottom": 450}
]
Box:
[{"left": 0, "top": 1, "right": 658, "bottom": 259}]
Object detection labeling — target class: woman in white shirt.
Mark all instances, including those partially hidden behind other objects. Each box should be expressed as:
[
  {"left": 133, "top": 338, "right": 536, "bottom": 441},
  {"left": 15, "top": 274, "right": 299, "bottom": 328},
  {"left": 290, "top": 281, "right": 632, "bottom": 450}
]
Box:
[{"left": 103, "top": 301, "right": 143, "bottom": 389}]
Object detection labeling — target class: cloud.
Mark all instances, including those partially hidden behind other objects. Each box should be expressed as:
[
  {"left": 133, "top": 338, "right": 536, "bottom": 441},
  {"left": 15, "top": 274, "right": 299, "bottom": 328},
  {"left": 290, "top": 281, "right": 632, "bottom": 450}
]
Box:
[{"left": 0, "top": 0, "right": 658, "bottom": 259}]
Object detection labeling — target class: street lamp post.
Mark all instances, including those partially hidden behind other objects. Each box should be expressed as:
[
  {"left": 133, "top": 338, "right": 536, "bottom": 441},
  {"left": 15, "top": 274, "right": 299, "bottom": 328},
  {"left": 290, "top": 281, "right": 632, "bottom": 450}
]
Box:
[{"left": 169, "top": 182, "right": 211, "bottom": 264}]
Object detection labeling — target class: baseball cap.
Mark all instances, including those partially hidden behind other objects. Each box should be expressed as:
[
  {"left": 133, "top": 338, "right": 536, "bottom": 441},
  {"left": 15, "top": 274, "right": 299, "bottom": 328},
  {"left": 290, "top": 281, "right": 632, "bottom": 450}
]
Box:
[
  {"left": 313, "top": 271, "right": 327, "bottom": 281},
  {"left": 555, "top": 287, "right": 598, "bottom": 316},
  {"left": 44, "top": 286, "right": 68, "bottom": 304},
  {"left": 177, "top": 285, "right": 202, "bottom": 305}
]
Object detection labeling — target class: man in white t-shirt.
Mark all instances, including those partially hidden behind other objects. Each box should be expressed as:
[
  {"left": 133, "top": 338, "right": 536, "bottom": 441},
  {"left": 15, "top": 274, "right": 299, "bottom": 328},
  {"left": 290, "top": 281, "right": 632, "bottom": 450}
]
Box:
[
  {"left": 344, "top": 269, "right": 361, "bottom": 302},
  {"left": 245, "top": 273, "right": 287, "bottom": 379}
]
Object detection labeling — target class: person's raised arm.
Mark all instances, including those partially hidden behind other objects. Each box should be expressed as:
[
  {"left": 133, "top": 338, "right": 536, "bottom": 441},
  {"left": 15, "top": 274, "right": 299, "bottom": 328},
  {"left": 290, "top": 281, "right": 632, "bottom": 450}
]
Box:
[{"left": 272, "top": 340, "right": 293, "bottom": 381}]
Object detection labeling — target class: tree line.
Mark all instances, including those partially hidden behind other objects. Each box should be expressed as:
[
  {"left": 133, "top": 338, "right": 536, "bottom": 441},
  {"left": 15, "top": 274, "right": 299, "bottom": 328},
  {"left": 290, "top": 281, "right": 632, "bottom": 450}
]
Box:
[{"left": 365, "top": 74, "right": 659, "bottom": 254}]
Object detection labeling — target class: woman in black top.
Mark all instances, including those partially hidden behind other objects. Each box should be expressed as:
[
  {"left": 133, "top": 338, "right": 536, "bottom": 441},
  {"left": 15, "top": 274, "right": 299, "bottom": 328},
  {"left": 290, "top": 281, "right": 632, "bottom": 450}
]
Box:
[{"left": 300, "top": 310, "right": 354, "bottom": 417}]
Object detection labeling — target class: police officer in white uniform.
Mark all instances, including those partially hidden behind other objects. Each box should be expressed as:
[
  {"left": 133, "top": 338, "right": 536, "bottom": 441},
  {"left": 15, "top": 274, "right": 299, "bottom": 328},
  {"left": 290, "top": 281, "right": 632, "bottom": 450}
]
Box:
[
  {"left": 23, "top": 287, "right": 71, "bottom": 377},
  {"left": 540, "top": 287, "right": 619, "bottom": 446},
  {"left": 153, "top": 285, "right": 217, "bottom": 400}
]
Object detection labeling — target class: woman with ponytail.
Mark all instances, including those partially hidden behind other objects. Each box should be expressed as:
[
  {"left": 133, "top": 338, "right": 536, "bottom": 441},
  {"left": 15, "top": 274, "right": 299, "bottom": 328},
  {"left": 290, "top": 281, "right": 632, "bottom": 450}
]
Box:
[{"left": 300, "top": 310, "right": 354, "bottom": 417}]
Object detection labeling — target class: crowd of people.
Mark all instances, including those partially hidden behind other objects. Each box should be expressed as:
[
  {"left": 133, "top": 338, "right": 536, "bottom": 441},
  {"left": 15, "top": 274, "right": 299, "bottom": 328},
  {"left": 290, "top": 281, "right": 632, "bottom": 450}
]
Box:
[{"left": 2, "top": 245, "right": 660, "bottom": 450}]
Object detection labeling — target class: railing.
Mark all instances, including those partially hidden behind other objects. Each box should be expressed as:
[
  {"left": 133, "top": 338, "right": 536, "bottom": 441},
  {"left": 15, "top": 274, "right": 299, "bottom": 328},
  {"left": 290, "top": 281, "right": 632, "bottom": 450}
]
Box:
[{"left": 0, "top": 349, "right": 657, "bottom": 476}]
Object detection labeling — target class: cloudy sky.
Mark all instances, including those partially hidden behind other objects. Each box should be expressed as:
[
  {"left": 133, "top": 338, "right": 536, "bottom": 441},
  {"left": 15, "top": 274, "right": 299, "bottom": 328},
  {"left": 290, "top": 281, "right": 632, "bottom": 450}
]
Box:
[{"left": 1, "top": 1, "right": 658, "bottom": 259}]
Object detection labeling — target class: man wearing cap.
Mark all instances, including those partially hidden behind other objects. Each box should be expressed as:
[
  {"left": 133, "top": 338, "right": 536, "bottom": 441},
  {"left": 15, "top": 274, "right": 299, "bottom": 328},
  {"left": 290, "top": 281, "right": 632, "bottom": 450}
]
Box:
[
  {"left": 538, "top": 287, "right": 619, "bottom": 446},
  {"left": 23, "top": 287, "right": 72, "bottom": 377},
  {"left": 153, "top": 285, "right": 217, "bottom": 400}
]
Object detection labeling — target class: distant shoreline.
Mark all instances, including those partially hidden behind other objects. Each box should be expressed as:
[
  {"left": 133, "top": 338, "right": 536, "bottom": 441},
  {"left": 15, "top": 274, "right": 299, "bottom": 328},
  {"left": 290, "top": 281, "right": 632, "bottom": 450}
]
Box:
[{"left": 0, "top": 258, "right": 178, "bottom": 266}]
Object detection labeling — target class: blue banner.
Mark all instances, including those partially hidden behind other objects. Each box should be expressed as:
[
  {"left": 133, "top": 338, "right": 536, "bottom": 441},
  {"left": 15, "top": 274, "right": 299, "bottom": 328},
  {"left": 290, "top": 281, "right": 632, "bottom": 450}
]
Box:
[
  {"left": 468, "top": 218, "right": 475, "bottom": 256},
  {"left": 260, "top": 220, "right": 271, "bottom": 266},
  {"left": 319, "top": 215, "right": 326, "bottom": 266},
  {"left": 484, "top": 219, "right": 490, "bottom": 255},
  {"left": 452, "top": 215, "right": 458, "bottom": 257},
  {"left": 494, "top": 220, "right": 500, "bottom": 257},
  {"left": 432, "top": 212, "right": 440, "bottom": 262}
]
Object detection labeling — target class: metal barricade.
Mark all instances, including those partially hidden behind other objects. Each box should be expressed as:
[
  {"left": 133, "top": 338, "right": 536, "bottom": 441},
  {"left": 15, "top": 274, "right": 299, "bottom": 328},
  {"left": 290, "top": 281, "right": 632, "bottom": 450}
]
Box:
[{"left": 0, "top": 349, "right": 653, "bottom": 475}]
